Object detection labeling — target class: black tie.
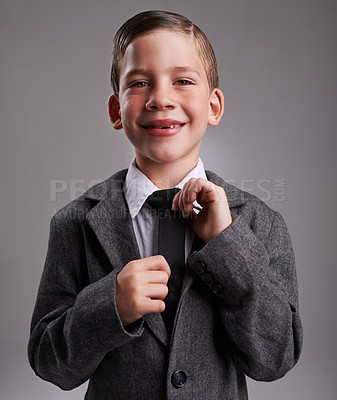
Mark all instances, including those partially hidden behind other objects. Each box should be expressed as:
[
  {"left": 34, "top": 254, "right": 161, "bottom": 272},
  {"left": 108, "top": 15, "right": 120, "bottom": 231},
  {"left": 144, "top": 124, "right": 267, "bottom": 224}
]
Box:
[{"left": 146, "top": 188, "right": 186, "bottom": 334}]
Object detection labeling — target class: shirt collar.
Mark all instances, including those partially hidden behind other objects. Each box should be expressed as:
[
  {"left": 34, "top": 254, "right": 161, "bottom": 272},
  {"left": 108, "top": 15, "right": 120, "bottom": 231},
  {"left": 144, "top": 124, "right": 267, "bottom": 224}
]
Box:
[{"left": 124, "top": 158, "right": 207, "bottom": 218}]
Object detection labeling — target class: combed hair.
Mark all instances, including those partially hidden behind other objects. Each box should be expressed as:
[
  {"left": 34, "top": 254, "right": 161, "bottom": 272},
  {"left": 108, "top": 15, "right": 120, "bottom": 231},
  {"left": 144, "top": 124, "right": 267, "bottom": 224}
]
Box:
[{"left": 110, "top": 10, "right": 219, "bottom": 95}]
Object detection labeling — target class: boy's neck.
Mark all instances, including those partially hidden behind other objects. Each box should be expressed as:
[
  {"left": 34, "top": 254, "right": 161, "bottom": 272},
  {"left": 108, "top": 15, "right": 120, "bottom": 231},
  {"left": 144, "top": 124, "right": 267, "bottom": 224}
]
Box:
[{"left": 135, "top": 155, "right": 199, "bottom": 189}]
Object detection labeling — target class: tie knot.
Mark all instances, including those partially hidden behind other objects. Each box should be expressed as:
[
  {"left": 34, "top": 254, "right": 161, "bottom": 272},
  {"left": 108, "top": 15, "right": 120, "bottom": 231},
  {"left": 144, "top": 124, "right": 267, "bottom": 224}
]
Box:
[{"left": 146, "top": 188, "right": 180, "bottom": 211}]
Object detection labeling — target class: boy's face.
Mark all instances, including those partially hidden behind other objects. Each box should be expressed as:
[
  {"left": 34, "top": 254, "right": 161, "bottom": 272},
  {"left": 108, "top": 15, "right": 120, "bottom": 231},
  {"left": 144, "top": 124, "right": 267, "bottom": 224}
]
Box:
[{"left": 109, "top": 29, "right": 224, "bottom": 169}]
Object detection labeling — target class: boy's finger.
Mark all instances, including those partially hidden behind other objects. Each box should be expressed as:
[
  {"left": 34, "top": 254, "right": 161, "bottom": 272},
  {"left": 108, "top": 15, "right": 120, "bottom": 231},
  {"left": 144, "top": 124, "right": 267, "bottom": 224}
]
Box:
[
  {"left": 142, "top": 255, "right": 171, "bottom": 277},
  {"left": 142, "top": 271, "right": 170, "bottom": 284},
  {"left": 181, "top": 178, "right": 210, "bottom": 206},
  {"left": 144, "top": 284, "right": 169, "bottom": 300},
  {"left": 179, "top": 180, "right": 199, "bottom": 216},
  {"left": 177, "top": 191, "right": 190, "bottom": 216},
  {"left": 183, "top": 178, "right": 200, "bottom": 203},
  {"left": 174, "top": 178, "right": 215, "bottom": 215},
  {"left": 188, "top": 179, "right": 224, "bottom": 206},
  {"left": 172, "top": 190, "right": 182, "bottom": 210},
  {"left": 142, "top": 298, "right": 166, "bottom": 314}
]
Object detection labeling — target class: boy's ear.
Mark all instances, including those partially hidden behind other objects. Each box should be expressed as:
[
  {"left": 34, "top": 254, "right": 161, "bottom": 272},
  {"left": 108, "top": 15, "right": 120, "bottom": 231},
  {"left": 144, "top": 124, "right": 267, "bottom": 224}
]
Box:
[
  {"left": 108, "top": 94, "right": 123, "bottom": 130},
  {"left": 207, "top": 88, "right": 225, "bottom": 127}
]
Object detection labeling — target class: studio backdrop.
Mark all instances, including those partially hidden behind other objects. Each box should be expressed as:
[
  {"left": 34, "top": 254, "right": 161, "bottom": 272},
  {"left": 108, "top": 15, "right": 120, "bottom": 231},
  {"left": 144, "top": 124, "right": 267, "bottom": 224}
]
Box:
[{"left": 0, "top": 1, "right": 336, "bottom": 399}]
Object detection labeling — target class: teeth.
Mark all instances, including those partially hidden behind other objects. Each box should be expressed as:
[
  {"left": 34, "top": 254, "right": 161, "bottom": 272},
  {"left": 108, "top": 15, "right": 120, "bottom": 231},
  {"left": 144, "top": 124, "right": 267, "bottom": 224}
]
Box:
[
  {"left": 159, "top": 125, "right": 179, "bottom": 129},
  {"left": 145, "top": 123, "right": 185, "bottom": 129}
]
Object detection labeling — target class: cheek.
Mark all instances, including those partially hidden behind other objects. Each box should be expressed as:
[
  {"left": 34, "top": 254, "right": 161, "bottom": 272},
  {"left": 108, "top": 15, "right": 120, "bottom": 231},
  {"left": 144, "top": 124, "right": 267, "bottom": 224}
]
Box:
[
  {"left": 120, "top": 97, "right": 142, "bottom": 120},
  {"left": 186, "top": 96, "right": 210, "bottom": 121},
  {"left": 183, "top": 89, "right": 208, "bottom": 108}
]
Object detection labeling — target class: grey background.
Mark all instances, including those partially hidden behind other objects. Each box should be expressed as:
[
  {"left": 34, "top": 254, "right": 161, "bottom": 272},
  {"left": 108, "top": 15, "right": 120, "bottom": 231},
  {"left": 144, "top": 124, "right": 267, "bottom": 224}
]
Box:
[{"left": 1, "top": 0, "right": 336, "bottom": 399}]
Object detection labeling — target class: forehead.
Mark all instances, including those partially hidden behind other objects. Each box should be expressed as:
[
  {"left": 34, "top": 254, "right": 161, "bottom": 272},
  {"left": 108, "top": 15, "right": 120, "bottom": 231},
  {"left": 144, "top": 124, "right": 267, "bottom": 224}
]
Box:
[{"left": 120, "top": 29, "right": 206, "bottom": 77}]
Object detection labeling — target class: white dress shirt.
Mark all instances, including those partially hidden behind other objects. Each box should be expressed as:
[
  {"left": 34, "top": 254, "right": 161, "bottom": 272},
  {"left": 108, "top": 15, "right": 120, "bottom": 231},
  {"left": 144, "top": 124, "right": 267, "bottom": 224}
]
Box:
[{"left": 123, "top": 158, "right": 207, "bottom": 260}]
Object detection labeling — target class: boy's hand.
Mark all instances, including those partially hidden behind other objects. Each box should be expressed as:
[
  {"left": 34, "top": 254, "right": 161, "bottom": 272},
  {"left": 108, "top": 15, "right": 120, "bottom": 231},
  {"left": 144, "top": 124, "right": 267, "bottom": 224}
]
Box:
[
  {"left": 172, "top": 178, "right": 232, "bottom": 243},
  {"left": 116, "top": 255, "right": 171, "bottom": 326}
]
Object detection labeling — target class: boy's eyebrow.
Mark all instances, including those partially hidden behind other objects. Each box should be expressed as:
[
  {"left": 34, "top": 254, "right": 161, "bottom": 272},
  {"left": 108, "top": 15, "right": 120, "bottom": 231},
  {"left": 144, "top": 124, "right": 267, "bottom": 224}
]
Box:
[
  {"left": 123, "top": 66, "right": 202, "bottom": 80},
  {"left": 171, "top": 66, "right": 202, "bottom": 76}
]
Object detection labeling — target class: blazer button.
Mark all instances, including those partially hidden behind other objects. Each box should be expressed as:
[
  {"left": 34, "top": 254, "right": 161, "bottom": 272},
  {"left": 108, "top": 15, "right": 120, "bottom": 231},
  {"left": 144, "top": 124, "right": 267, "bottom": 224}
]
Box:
[
  {"left": 197, "top": 262, "right": 207, "bottom": 273},
  {"left": 212, "top": 282, "right": 223, "bottom": 295},
  {"left": 201, "top": 271, "right": 214, "bottom": 285},
  {"left": 171, "top": 370, "right": 187, "bottom": 388}
]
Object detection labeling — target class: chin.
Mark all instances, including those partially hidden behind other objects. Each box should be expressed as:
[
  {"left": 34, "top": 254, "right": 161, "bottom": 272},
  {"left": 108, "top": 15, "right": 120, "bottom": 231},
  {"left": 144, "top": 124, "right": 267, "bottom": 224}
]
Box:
[{"left": 145, "top": 146, "right": 183, "bottom": 164}]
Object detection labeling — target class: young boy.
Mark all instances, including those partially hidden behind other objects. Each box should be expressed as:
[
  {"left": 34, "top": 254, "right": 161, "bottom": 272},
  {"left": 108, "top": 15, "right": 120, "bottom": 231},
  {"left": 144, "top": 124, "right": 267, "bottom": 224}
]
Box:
[{"left": 28, "top": 10, "right": 303, "bottom": 400}]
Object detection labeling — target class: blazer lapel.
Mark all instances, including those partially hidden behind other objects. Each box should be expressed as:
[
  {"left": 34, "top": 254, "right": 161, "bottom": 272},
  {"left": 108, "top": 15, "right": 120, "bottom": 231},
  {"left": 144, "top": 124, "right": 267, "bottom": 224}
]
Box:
[
  {"left": 85, "top": 171, "right": 169, "bottom": 347},
  {"left": 86, "top": 177, "right": 140, "bottom": 274}
]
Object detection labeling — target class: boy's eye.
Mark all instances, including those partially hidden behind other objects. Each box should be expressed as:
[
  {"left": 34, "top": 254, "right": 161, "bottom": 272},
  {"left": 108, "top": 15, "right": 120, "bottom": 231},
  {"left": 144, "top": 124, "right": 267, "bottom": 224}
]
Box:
[
  {"left": 175, "top": 79, "right": 193, "bottom": 86},
  {"left": 131, "top": 81, "right": 149, "bottom": 88}
]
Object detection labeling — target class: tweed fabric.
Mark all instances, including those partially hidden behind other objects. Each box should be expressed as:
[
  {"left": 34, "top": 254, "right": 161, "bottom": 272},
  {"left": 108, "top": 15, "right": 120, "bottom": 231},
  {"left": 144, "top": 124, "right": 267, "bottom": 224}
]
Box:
[{"left": 28, "top": 170, "right": 303, "bottom": 399}]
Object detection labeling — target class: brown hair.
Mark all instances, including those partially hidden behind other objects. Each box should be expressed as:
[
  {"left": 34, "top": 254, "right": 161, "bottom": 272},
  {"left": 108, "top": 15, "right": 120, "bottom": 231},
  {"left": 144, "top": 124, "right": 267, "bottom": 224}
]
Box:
[{"left": 110, "top": 10, "right": 219, "bottom": 95}]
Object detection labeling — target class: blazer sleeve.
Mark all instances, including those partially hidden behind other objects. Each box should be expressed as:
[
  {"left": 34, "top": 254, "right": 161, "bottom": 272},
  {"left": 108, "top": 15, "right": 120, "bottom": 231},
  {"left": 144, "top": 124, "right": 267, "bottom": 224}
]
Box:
[
  {"left": 28, "top": 215, "right": 144, "bottom": 390},
  {"left": 188, "top": 210, "right": 303, "bottom": 381}
]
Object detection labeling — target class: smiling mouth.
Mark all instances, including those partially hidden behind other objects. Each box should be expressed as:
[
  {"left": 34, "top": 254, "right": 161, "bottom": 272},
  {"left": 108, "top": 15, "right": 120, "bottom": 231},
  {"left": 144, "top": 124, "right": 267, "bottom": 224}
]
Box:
[{"left": 143, "top": 123, "right": 186, "bottom": 129}]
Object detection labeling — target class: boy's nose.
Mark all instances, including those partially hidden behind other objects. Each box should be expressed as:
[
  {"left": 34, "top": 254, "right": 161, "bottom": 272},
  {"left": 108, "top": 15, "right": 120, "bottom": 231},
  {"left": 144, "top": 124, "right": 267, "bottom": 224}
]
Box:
[{"left": 145, "top": 86, "right": 175, "bottom": 111}]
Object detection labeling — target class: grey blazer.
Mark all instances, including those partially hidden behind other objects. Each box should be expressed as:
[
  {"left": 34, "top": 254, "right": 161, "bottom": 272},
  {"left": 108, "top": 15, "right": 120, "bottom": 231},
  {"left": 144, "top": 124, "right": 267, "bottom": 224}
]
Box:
[{"left": 28, "top": 169, "right": 303, "bottom": 400}]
